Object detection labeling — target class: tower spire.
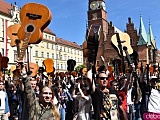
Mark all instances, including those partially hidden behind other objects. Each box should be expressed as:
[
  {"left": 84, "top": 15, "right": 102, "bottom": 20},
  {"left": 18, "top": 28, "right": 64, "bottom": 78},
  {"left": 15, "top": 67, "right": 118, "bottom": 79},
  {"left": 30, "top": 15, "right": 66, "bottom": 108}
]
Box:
[{"left": 137, "top": 15, "right": 148, "bottom": 45}]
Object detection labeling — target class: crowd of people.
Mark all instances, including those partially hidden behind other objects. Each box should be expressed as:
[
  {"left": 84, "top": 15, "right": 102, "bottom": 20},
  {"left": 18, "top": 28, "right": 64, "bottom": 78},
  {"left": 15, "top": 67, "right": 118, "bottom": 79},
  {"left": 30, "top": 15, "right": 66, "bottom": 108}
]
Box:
[{"left": 0, "top": 61, "right": 160, "bottom": 120}]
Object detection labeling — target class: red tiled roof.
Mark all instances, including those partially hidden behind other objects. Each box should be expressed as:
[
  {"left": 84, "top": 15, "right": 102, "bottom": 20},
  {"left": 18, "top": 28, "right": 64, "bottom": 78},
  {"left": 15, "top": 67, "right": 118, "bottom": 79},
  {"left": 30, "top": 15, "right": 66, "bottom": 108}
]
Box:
[
  {"left": 44, "top": 27, "right": 56, "bottom": 36},
  {"left": 0, "top": 0, "right": 12, "bottom": 15},
  {"left": 56, "top": 37, "right": 82, "bottom": 49}
]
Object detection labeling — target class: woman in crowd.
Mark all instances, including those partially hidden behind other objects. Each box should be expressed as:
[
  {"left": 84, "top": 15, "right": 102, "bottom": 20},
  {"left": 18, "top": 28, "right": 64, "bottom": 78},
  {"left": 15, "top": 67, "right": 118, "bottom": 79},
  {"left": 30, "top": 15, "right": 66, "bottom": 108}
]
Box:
[
  {"left": 72, "top": 82, "right": 92, "bottom": 120},
  {"left": 21, "top": 67, "right": 60, "bottom": 120},
  {"left": 0, "top": 80, "right": 10, "bottom": 120}
]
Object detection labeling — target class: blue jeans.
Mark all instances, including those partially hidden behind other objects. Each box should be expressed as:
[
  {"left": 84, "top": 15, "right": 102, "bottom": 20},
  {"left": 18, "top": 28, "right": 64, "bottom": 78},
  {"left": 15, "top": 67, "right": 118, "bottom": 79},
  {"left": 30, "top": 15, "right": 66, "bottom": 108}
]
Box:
[
  {"left": 59, "top": 107, "right": 66, "bottom": 120},
  {"left": 135, "top": 102, "right": 142, "bottom": 120},
  {"left": 128, "top": 104, "right": 136, "bottom": 120}
]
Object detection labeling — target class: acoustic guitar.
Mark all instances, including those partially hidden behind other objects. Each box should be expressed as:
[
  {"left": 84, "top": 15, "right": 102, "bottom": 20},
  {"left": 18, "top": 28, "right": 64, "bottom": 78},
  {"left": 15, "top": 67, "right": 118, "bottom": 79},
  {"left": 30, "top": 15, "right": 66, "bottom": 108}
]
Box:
[
  {"left": 111, "top": 32, "right": 133, "bottom": 56},
  {"left": 17, "top": 3, "right": 52, "bottom": 62},
  {"left": 17, "top": 2, "right": 52, "bottom": 44},
  {"left": 43, "top": 58, "right": 54, "bottom": 86},
  {"left": 26, "top": 62, "right": 39, "bottom": 77},
  {"left": 43, "top": 58, "right": 54, "bottom": 73},
  {"left": 7, "top": 24, "right": 23, "bottom": 48}
]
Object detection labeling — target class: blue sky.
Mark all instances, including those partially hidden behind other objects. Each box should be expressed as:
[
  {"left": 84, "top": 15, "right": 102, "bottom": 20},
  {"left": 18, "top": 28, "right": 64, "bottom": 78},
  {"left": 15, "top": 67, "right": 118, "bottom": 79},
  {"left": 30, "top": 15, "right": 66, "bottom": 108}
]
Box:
[{"left": 5, "top": 0, "right": 160, "bottom": 49}]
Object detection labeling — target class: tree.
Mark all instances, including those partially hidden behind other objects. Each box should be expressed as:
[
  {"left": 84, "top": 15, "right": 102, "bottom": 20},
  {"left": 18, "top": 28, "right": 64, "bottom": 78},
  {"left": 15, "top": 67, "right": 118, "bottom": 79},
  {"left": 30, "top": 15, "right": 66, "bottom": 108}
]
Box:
[{"left": 75, "top": 64, "right": 86, "bottom": 73}]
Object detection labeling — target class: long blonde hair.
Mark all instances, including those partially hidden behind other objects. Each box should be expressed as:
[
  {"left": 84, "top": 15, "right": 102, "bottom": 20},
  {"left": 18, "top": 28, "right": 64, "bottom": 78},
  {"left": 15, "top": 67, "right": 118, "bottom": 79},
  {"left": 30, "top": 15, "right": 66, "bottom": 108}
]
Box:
[{"left": 40, "top": 86, "right": 60, "bottom": 120}]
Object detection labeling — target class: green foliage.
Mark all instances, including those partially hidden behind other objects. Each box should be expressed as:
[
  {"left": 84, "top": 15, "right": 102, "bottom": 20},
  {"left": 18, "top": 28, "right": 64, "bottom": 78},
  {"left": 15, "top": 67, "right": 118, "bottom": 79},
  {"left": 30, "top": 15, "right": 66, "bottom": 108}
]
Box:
[{"left": 75, "top": 64, "right": 86, "bottom": 73}]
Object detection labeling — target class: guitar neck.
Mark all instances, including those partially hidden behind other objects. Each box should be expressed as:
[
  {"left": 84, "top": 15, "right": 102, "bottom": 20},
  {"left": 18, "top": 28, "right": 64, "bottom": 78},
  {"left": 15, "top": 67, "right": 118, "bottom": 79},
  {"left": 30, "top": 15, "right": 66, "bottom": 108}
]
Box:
[
  {"left": 124, "top": 50, "right": 132, "bottom": 65},
  {"left": 19, "top": 33, "right": 31, "bottom": 61},
  {"left": 15, "top": 39, "right": 21, "bottom": 58}
]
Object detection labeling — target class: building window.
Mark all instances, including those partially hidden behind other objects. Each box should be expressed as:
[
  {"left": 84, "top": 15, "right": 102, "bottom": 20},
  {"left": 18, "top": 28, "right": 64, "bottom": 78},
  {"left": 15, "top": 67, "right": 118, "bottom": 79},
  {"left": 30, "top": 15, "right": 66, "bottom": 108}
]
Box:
[
  {"left": 47, "top": 52, "right": 49, "bottom": 58},
  {"left": 60, "top": 55, "right": 62, "bottom": 60},
  {"left": 68, "top": 48, "right": 70, "bottom": 53},
  {"left": 14, "top": 50, "right": 17, "bottom": 62},
  {"left": 52, "top": 53, "right": 54, "bottom": 59},
  {"left": 46, "top": 43, "right": 49, "bottom": 48},
  {"left": 60, "top": 46, "right": 62, "bottom": 51},
  {"left": 41, "top": 52, "right": 44, "bottom": 57},
  {"left": 61, "top": 64, "right": 63, "bottom": 70},
  {"left": 35, "top": 51, "right": 38, "bottom": 57},
  {"left": 45, "top": 35, "right": 47, "bottom": 39},
  {"left": 57, "top": 54, "right": 58, "bottom": 59},
  {"left": 64, "top": 47, "right": 66, "bottom": 52},
  {"left": 56, "top": 45, "right": 58, "bottom": 50},
  {"left": 74, "top": 50, "right": 76, "bottom": 54},
  {"left": 52, "top": 44, "right": 54, "bottom": 50},
  {"left": 57, "top": 64, "right": 59, "bottom": 70},
  {"left": 78, "top": 58, "right": 79, "bottom": 62},
  {"left": 64, "top": 54, "right": 67, "bottom": 60},
  {"left": 49, "top": 36, "right": 51, "bottom": 40}
]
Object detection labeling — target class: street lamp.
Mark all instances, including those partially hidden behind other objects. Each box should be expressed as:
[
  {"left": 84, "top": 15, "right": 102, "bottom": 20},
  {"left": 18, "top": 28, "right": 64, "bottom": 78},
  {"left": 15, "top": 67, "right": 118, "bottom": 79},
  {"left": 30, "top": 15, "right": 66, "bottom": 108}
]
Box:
[{"left": 30, "top": 45, "right": 32, "bottom": 62}]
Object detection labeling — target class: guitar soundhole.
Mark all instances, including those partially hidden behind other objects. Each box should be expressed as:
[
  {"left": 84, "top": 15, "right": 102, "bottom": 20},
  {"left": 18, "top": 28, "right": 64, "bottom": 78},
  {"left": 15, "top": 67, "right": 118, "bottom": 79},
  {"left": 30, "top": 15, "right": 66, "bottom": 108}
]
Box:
[{"left": 27, "top": 25, "right": 34, "bottom": 32}]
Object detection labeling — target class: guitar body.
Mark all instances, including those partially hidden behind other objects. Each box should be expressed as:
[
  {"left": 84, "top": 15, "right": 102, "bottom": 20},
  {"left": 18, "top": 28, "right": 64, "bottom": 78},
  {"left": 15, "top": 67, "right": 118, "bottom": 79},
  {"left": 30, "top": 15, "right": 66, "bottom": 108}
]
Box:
[
  {"left": 111, "top": 32, "right": 133, "bottom": 56},
  {"left": 27, "top": 62, "right": 39, "bottom": 77},
  {"left": 17, "top": 2, "right": 52, "bottom": 44},
  {"left": 43, "top": 58, "right": 54, "bottom": 73},
  {"left": 7, "top": 24, "right": 23, "bottom": 47}
]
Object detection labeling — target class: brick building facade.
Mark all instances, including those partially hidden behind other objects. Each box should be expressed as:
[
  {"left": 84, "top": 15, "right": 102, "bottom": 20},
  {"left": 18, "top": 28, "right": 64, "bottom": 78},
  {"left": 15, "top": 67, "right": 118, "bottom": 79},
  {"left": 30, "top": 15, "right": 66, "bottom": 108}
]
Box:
[{"left": 85, "top": 0, "right": 158, "bottom": 73}]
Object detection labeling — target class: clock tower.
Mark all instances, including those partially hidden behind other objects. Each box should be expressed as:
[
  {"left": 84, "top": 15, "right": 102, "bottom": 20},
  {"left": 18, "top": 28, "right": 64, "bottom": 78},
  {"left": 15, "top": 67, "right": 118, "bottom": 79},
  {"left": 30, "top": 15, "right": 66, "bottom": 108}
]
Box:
[{"left": 87, "top": 0, "right": 108, "bottom": 66}]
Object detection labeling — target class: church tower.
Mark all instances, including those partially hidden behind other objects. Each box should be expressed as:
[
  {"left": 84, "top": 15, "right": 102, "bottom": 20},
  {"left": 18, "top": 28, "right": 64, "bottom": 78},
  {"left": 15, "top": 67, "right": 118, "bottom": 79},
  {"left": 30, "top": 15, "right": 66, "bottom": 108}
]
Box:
[{"left": 87, "top": 0, "right": 108, "bottom": 66}]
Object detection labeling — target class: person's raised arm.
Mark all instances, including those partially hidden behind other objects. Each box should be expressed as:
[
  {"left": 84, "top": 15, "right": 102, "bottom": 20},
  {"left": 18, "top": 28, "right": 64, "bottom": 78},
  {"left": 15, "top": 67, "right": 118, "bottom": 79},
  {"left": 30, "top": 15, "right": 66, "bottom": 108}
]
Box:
[{"left": 87, "top": 69, "right": 96, "bottom": 93}]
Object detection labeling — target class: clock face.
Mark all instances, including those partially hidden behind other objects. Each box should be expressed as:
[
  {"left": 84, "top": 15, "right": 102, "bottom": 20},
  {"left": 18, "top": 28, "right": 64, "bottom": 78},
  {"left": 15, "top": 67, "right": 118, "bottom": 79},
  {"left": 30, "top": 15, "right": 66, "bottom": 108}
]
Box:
[
  {"left": 90, "top": 1, "right": 98, "bottom": 10},
  {"left": 90, "top": 1, "right": 106, "bottom": 11},
  {"left": 100, "top": 1, "right": 106, "bottom": 10}
]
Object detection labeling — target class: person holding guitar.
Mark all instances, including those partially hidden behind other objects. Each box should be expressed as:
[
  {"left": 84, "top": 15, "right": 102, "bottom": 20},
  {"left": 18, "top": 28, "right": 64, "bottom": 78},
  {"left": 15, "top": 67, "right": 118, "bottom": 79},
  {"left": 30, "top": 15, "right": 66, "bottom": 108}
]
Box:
[
  {"left": 20, "top": 64, "right": 60, "bottom": 120},
  {"left": 87, "top": 67, "right": 128, "bottom": 120}
]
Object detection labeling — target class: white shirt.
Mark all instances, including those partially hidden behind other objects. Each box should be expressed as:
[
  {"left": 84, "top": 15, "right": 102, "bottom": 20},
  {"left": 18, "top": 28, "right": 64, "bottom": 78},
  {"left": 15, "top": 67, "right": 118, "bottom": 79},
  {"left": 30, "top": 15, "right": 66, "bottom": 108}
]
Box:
[
  {"left": 148, "top": 89, "right": 160, "bottom": 113},
  {"left": 0, "top": 91, "right": 6, "bottom": 110}
]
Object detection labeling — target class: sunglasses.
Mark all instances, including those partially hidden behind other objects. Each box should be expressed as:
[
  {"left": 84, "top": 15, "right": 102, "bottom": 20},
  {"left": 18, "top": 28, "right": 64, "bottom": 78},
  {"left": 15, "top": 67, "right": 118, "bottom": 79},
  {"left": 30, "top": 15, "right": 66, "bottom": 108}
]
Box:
[
  {"left": 99, "top": 77, "right": 108, "bottom": 80},
  {"left": 43, "top": 92, "right": 52, "bottom": 95}
]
